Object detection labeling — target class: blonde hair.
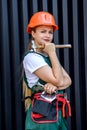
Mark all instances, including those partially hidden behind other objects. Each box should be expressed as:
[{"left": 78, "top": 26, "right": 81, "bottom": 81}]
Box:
[
  {"left": 22, "top": 37, "right": 34, "bottom": 111},
  {"left": 22, "top": 78, "right": 32, "bottom": 111}
]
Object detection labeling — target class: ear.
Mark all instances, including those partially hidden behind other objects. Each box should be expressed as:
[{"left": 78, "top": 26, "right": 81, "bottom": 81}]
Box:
[{"left": 31, "top": 30, "right": 35, "bottom": 38}]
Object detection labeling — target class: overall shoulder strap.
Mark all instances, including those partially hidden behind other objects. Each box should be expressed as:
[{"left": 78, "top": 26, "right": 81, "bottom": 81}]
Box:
[{"left": 23, "top": 50, "right": 51, "bottom": 66}]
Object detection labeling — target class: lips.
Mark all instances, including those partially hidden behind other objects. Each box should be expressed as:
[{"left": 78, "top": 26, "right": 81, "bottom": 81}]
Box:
[{"left": 44, "top": 39, "right": 50, "bottom": 42}]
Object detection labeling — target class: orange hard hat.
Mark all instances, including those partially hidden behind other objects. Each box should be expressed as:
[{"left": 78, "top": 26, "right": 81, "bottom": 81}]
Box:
[{"left": 27, "top": 11, "right": 58, "bottom": 34}]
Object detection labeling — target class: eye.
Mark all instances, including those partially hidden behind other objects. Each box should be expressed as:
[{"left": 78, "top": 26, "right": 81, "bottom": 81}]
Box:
[
  {"left": 49, "top": 31, "right": 53, "bottom": 34},
  {"left": 40, "top": 30, "right": 46, "bottom": 33}
]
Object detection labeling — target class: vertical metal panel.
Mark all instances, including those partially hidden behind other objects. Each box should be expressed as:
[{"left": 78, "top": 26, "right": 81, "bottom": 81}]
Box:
[
  {"left": 52, "top": 0, "right": 59, "bottom": 44},
  {"left": 18, "top": 0, "right": 29, "bottom": 56},
  {"left": 0, "top": 0, "right": 87, "bottom": 130},
  {"left": 72, "top": 0, "right": 82, "bottom": 130},
  {"left": 32, "top": 0, "right": 38, "bottom": 13},
  {"left": 7, "top": 0, "right": 22, "bottom": 129},
  {"left": 83, "top": 0, "right": 87, "bottom": 129},
  {"left": 42, "top": 0, "right": 48, "bottom": 11},
  {"left": 0, "top": 0, "right": 12, "bottom": 130},
  {"left": 0, "top": 76, "right": 2, "bottom": 130},
  {"left": 62, "top": 1, "right": 72, "bottom": 130}
]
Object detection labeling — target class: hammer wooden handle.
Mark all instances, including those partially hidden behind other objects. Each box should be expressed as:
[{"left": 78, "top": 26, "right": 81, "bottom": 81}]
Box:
[
  {"left": 37, "top": 44, "right": 72, "bottom": 49},
  {"left": 55, "top": 44, "right": 72, "bottom": 48}
]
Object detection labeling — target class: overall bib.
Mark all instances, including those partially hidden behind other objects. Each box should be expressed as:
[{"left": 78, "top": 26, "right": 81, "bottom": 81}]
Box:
[{"left": 24, "top": 52, "right": 69, "bottom": 130}]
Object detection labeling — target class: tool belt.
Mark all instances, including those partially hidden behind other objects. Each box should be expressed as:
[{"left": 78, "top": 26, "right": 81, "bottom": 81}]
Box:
[{"left": 31, "top": 92, "right": 71, "bottom": 123}]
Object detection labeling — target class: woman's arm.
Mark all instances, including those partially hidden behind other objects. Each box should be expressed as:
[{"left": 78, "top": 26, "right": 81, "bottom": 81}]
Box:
[{"left": 34, "top": 43, "right": 72, "bottom": 89}]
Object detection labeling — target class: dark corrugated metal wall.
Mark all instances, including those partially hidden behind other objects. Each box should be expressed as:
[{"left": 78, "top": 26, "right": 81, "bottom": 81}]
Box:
[{"left": 0, "top": 0, "right": 87, "bottom": 130}]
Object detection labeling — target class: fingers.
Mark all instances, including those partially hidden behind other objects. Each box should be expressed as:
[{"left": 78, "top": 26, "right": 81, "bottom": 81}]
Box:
[
  {"left": 44, "top": 83, "right": 57, "bottom": 94},
  {"left": 43, "top": 43, "right": 56, "bottom": 54}
]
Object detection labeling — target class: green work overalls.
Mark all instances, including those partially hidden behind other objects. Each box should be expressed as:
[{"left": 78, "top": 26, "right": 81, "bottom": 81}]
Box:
[{"left": 24, "top": 52, "right": 68, "bottom": 130}]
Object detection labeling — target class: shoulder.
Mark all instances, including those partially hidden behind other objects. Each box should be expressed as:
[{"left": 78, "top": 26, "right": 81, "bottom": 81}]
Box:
[
  {"left": 23, "top": 52, "right": 46, "bottom": 62},
  {"left": 23, "top": 52, "right": 47, "bottom": 68}
]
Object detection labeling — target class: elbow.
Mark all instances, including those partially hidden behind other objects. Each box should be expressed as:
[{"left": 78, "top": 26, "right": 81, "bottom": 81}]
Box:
[
  {"left": 65, "top": 77, "right": 72, "bottom": 87},
  {"left": 55, "top": 77, "right": 72, "bottom": 87},
  {"left": 67, "top": 75, "right": 72, "bottom": 86},
  {"left": 69, "top": 78, "right": 72, "bottom": 86},
  {"left": 55, "top": 80, "right": 64, "bottom": 87}
]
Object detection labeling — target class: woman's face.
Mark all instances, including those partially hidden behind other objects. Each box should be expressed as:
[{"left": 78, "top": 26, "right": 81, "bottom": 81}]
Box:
[{"left": 31, "top": 25, "right": 54, "bottom": 46}]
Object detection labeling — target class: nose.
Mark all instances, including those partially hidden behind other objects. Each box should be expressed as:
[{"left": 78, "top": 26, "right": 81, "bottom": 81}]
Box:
[{"left": 45, "top": 32, "right": 50, "bottom": 37}]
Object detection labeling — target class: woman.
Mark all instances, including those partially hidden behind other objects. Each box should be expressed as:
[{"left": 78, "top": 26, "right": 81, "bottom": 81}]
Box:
[{"left": 23, "top": 11, "right": 72, "bottom": 130}]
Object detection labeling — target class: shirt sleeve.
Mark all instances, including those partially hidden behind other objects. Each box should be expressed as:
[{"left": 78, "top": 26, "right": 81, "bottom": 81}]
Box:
[{"left": 23, "top": 53, "right": 47, "bottom": 73}]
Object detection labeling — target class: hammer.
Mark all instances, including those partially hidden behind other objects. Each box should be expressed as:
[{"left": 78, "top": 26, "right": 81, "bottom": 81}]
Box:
[{"left": 37, "top": 44, "right": 72, "bottom": 49}]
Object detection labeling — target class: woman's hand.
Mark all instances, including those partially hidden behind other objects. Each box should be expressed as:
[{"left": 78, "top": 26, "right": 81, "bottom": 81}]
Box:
[
  {"left": 43, "top": 43, "right": 56, "bottom": 55},
  {"left": 44, "top": 83, "right": 58, "bottom": 94}
]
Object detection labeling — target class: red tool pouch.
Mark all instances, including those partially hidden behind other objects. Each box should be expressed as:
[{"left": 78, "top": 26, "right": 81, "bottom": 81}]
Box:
[
  {"left": 31, "top": 92, "right": 71, "bottom": 123},
  {"left": 31, "top": 93, "right": 58, "bottom": 123}
]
